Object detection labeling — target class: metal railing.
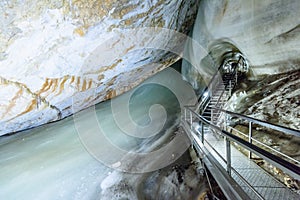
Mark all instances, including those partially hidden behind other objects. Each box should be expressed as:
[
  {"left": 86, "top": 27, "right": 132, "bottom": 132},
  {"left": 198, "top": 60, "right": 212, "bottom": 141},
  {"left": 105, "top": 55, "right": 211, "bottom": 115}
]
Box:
[
  {"left": 196, "top": 64, "right": 238, "bottom": 121},
  {"left": 184, "top": 50, "right": 300, "bottom": 198},
  {"left": 216, "top": 108, "right": 300, "bottom": 137},
  {"left": 195, "top": 71, "right": 221, "bottom": 113},
  {"left": 182, "top": 106, "right": 300, "bottom": 199},
  {"left": 215, "top": 108, "right": 300, "bottom": 165}
]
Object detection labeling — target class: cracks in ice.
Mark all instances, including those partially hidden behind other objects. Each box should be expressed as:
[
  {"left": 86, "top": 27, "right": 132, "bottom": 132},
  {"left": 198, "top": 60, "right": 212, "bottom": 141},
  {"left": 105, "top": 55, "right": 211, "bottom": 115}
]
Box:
[{"left": 265, "top": 24, "right": 300, "bottom": 44}]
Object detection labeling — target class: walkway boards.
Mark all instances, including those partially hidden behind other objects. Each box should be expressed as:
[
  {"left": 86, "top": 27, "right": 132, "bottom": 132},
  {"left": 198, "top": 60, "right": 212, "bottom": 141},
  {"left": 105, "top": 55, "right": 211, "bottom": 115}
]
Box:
[{"left": 195, "top": 127, "right": 299, "bottom": 200}]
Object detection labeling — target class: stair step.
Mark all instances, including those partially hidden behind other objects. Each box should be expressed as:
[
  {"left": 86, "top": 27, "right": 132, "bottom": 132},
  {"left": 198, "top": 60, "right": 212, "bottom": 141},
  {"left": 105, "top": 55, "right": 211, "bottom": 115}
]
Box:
[
  {"left": 203, "top": 111, "right": 213, "bottom": 114},
  {"left": 214, "top": 90, "right": 224, "bottom": 93},
  {"left": 212, "top": 93, "right": 223, "bottom": 96}
]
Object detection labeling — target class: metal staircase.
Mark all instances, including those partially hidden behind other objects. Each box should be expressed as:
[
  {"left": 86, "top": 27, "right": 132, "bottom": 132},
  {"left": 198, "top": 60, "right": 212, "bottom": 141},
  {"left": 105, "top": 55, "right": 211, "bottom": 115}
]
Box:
[
  {"left": 181, "top": 59, "right": 300, "bottom": 199},
  {"left": 201, "top": 72, "right": 236, "bottom": 124}
]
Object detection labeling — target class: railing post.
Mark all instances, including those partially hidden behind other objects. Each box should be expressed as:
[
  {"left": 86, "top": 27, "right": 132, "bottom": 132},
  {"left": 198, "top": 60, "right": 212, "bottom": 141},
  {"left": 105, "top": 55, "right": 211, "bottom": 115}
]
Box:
[
  {"left": 190, "top": 111, "right": 192, "bottom": 129},
  {"left": 201, "top": 121, "right": 204, "bottom": 143},
  {"left": 184, "top": 108, "right": 187, "bottom": 121},
  {"left": 229, "top": 80, "right": 232, "bottom": 97},
  {"left": 211, "top": 108, "right": 213, "bottom": 123},
  {"left": 248, "top": 122, "right": 253, "bottom": 159},
  {"left": 226, "top": 137, "right": 231, "bottom": 176},
  {"left": 224, "top": 113, "right": 227, "bottom": 131}
]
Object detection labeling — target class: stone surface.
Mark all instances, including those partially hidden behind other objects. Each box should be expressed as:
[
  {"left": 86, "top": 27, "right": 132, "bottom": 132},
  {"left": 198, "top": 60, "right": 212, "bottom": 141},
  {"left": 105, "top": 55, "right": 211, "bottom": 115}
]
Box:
[
  {"left": 224, "top": 70, "right": 300, "bottom": 192},
  {"left": 226, "top": 69, "right": 300, "bottom": 130},
  {"left": 0, "top": 0, "right": 199, "bottom": 135},
  {"left": 183, "top": 0, "right": 300, "bottom": 92}
]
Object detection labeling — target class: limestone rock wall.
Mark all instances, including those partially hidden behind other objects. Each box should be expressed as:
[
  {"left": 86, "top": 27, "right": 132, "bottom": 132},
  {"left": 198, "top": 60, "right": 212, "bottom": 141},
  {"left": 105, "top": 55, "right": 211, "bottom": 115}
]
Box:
[{"left": 0, "top": 0, "right": 199, "bottom": 135}]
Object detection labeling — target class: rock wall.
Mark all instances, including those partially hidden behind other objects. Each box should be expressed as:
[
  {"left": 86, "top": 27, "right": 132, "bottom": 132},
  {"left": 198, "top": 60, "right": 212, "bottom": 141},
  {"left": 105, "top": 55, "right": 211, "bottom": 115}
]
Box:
[{"left": 0, "top": 0, "right": 199, "bottom": 135}]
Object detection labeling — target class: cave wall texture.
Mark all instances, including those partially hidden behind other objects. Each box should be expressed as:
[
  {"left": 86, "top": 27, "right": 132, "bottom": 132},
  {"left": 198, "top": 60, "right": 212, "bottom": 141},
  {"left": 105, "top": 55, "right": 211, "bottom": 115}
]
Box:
[
  {"left": 182, "top": 0, "right": 300, "bottom": 91},
  {"left": 0, "top": 0, "right": 199, "bottom": 135},
  {"left": 1, "top": 0, "right": 300, "bottom": 136}
]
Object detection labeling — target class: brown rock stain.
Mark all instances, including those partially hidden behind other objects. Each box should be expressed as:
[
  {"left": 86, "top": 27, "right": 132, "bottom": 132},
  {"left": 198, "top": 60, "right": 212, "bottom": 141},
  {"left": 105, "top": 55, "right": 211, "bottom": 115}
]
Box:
[
  {"left": 110, "top": 39, "right": 121, "bottom": 49},
  {"left": 57, "top": 76, "right": 69, "bottom": 95},
  {"left": 70, "top": 0, "right": 117, "bottom": 26},
  {"left": 120, "top": 7, "right": 165, "bottom": 28},
  {"left": 84, "top": 59, "right": 122, "bottom": 75},
  {"left": 38, "top": 79, "right": 50, "bottom": 94},
  {"left": 124, "top": 45, "right": 135, "bottom": 54},
  {"left": 18, "top": 99, "right": 37, "bottom": 117},
  {"left": 82, "top": 79, "right": 87, "bottom": 91},
  {"left": 98, "top": 74, "right": 105, "bottom": 81},
  {"left": 197, "top": 191, "right": 209, "bottom": 200},
  {"left": 37, "top": 75, "right": 95, "bottom": 97},
  {"left": 106, "top": 76, "right": 117, "bottom": 87},
  {"left": 73, "top": 27, "right": 86, "bottom": 36},
  {"left": 88, "top": 80, "right": 93, "bottom": 89},
  {"left": 111, "top": 4, "right": 137, "bottom": 19},
  {"left": 1, "top": 88, "right": 23, "bottom": 119},
  {"left": 70, "top": 76, "right": 75, "bottom": 84},
  {"left": 51, "top": 79, "right": 58, "bottom": 93},
  {"left": 76, "top": 77, "right": 81, "bottom": 89},
  {"left": 105, "top": 89, "right": 116, "bottom": 99}
]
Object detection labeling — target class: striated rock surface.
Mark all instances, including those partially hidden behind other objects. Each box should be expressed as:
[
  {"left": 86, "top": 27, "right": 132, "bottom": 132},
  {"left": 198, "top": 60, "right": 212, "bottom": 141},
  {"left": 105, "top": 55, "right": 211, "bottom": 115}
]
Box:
[
  {"left": 224, "top": 70, "right": 300, "bottom": 191},
  {"left": 183, "top": 0, "right": 300, "bottom": 91},
  {"left": 0, "top": 0, "right": 199, "bottom": 135},
  {"left": 226, "top": 69, "right": 300, "bottom": 130}
]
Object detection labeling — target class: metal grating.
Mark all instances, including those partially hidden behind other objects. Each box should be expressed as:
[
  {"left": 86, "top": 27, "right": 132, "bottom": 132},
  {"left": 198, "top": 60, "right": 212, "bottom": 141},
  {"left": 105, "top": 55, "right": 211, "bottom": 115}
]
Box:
[{"left": 203, "top": 128, "right": 300, "bottom": 200}]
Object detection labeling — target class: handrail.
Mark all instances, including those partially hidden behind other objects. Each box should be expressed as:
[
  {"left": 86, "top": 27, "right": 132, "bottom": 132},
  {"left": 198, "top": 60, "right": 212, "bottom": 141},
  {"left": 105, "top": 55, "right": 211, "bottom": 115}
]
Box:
[
  {"left": 213, "top": 108, "right": 300, "bottom": 137},
  {"left": 196, "top": 65, "right": 222, "bottom": 103},
  {"left": 226, "top": 126, "right": 300, "bottom": 165},
  {"left": 214, "top": 88, "right": 226, "bottom": 108},
  {"left": 196, "top": 73, "right": 223, "bottom": 113},
  {"left": 182, "top": 56, "right": 300, "bottom": 198},
  {"left": 188, "top": 128, "right": 252, "bottom": 200},
  {"left": 197, "top": 49, "right": 246, "bottom": 110},
  {"left": 196, "top": 60, "right": 239, "bottom": 114},
  {"left": 184, "top": 106, "right": 300, "bottom": 180},
  {"left": 203, "top": 69, "right": 221, "bottom": 94}
]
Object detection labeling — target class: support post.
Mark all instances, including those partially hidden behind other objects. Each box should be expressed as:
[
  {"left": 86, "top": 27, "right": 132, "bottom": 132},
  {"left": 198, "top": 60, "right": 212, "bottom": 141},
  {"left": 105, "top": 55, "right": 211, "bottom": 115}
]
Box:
[
  {"left": 229, "top": 80, "right": 232, "bottom": 97},
  {"left": 248, "top": 122, "right": 253, "bottom": 159},
  {"left": 211, "top": 108, "right": 213, "bottom": 123},
  {"left": 184, "top": 109, "right": 186, "bottom": 121},
  {"left": 226, "top": 137, "right": 231, "bottom": 176},
  {"left": 201, "top": 121, "right": 204, "bottom": 143},
  {"left": 224, "top": 113, "right": 227, "bottom": 131},
  {"left": 190, "top": 111, "right": 192, "bottom": 129}
]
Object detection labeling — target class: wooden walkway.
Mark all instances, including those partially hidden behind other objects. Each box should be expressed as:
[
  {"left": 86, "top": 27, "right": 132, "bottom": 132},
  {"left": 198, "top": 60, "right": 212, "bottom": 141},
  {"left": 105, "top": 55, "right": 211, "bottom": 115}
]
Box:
[{"left": 197, "top": 126, "right": 300, "bottom": 199}]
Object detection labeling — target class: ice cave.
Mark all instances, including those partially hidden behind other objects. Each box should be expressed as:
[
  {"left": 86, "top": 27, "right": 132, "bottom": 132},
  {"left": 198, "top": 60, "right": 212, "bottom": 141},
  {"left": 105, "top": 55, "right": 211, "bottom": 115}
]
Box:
[{"left": 0, "top": 0, "right": 299, "bottom": 199}]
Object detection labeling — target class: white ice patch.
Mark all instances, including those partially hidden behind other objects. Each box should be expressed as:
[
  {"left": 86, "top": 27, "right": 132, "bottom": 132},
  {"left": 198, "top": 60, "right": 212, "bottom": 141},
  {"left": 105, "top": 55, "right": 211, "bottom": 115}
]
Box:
[{"left": 100, "top": 171, "right": 123, "bottom": 191}]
